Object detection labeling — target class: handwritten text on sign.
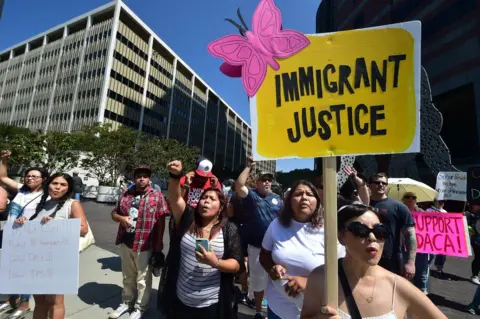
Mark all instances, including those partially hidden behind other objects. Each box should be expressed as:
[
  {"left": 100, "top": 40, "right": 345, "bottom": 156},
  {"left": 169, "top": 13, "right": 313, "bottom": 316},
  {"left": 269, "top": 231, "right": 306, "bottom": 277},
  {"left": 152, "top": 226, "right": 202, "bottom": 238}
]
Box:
[
  {"left": 250, "top": 21, "right": 421, "bottom": 160},
  {"left": 435, "top": 171, "right": 467, "bottom": 202},
  {"left": 0, "top": 219, "right": 80, "bottom": 294},
  {"left": 413, "top": 212, "right": 470, "bottom": 257}
]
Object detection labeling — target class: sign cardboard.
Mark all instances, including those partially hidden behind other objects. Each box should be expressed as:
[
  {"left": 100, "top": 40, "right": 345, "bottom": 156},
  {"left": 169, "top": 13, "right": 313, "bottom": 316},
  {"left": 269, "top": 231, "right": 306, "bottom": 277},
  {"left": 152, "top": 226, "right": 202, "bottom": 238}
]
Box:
[
  {"left": 467, "top": 167, "right": 480, "bottom": 204},
  {"left": 0, "top": 219, "right": 80, "bottom": 294},
  {"left": 249, "top": 21, "right": 421, "bottom": 160},
  {"left": 413, "top": 212, "right": 471, "bottom": 257},
  {"left": 435, "top": 171, "right": 467, "bottom": 202}
]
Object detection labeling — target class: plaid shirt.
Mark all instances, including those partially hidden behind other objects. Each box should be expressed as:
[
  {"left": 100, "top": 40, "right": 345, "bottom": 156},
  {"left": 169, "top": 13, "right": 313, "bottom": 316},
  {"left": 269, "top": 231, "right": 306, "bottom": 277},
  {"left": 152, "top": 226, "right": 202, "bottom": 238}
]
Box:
[{"left": 114, "top": 186, "right": 168, "bottom": 252}]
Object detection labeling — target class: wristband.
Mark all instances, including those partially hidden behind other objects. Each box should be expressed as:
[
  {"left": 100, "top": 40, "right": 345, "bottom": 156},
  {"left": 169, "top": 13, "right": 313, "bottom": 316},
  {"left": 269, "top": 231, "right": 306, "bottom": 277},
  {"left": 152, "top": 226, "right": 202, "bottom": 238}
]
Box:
[{"left": 169, "top": 171, "right": 183, "bottom": 179}]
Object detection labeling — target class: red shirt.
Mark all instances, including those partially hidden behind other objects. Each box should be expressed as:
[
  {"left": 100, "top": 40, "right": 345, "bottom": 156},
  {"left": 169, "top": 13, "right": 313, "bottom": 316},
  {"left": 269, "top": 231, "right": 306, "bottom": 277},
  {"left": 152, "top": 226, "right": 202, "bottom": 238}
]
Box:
[
  {"left": 180, "top": 175, "right": 222, "bottom": 208},
  {"left": 113, "top": 186, "right": 168, "bottom": 252}
]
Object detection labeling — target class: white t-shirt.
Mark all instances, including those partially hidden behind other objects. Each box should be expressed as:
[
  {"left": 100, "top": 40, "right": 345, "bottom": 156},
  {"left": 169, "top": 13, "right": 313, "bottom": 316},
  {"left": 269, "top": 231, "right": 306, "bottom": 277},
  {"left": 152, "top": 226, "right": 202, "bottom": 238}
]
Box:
[
  {"left": 8, "top": 184, "right": 44, "bottom": 221},
  {"left": 426, "top": 207, "right": 447, "bottom": 213},
  {"left": 262, "top": 218, "right": 346, "bottom": 319}
]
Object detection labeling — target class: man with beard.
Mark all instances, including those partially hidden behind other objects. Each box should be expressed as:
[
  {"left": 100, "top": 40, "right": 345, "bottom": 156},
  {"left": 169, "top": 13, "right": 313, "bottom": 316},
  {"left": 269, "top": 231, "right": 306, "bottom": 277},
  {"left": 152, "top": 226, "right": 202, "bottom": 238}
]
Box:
[
  {"left": 235, "top": 157, "right": 283, "bottom": 319},
  {"left": 110, "top": 166, "right": 167, "bottom": 319},
  {"left": 368, "top": 172, "right": 417, "bottom": 280}
]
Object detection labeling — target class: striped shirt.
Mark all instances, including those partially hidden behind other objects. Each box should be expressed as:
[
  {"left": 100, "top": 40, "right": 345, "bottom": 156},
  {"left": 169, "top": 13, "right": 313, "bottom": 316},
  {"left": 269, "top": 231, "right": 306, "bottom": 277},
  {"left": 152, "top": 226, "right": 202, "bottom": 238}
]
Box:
[{"left": 176, "top": 230, "right": 224, "bottom": 308}]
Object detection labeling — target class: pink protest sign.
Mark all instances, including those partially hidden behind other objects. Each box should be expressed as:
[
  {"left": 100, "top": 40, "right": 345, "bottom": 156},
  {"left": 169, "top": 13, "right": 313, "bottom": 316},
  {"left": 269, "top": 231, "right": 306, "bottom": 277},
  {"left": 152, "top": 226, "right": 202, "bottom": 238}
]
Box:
[{"left": 412, "top": 212, "right": 471, "bottom": 257}]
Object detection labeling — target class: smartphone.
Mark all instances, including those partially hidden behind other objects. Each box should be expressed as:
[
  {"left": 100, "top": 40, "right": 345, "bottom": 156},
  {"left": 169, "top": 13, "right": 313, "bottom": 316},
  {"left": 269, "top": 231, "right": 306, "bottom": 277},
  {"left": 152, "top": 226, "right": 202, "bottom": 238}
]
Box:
[{"left": 195, "top": 238, "right": 210, "bottom": 253}]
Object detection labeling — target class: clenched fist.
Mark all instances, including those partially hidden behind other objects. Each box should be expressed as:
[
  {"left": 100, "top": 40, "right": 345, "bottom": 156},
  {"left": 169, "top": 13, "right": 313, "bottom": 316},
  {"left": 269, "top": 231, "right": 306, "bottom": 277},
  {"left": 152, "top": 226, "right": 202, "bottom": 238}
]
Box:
[{"left": 167, "top": 160, "right": 183, "bottom": 176}]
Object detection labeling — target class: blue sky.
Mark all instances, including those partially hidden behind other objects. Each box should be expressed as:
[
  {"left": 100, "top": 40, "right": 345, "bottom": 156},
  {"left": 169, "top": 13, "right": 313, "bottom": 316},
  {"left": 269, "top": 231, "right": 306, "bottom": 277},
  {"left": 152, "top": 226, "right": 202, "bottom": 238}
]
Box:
[{"left": 0, "top": 0, "right": 319, "bottom": 172}]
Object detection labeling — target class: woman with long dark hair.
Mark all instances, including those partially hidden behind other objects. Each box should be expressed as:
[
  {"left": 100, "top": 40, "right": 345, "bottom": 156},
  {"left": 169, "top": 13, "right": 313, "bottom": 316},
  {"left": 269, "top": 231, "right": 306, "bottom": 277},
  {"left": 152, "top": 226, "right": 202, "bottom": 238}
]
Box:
[
  {"left": 15, "top": 173, "right": 89, "bottom": 319},
  {"left": 259, "top": 180, "right": 345, "bottom": 319},
  {"left": 301, "top": 204, "right": 445, "bottom": 319},
  {"left": 0, "top": 150, "right": 49, "bottom": 317},
  {"left": 158, "top": 160, "right": 243, "bottom": 319}
]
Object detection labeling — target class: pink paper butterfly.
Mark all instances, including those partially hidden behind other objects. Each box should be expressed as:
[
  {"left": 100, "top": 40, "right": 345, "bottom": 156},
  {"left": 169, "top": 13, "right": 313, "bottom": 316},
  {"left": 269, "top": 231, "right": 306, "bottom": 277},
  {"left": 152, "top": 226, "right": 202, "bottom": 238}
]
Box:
[{"left": 207, "top": 0, "right": 310, "bottom": 97}]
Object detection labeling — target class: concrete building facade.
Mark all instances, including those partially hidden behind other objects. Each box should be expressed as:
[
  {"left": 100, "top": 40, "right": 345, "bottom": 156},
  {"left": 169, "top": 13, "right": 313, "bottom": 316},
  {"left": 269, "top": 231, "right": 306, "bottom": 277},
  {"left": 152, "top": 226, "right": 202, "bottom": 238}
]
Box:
[
  {"left": 0, "top": 0, "right": 275, "bottom": 174},
  {"left": 315, "top": 0, "right": 480, "bottom": 172}
]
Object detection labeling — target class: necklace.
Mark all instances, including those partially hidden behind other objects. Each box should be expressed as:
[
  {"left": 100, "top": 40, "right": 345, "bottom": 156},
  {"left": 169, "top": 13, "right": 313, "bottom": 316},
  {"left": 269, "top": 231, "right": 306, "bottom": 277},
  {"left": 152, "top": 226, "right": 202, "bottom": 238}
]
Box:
[{"left": 355, "top": 277, "right": 376, "bottom": 303}]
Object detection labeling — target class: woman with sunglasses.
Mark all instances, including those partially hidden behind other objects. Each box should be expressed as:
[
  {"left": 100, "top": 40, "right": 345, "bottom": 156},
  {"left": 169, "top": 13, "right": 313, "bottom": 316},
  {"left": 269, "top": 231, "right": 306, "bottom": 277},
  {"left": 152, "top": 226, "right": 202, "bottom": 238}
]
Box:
[
  {"left": 301, "top": 204, "right": 445, "bottom": 319},
  {"left": 259, "top": 180, "right": 345, "bottom": 319},
  {"left": 0, "top": 150, "right": 49, "bottom": 318}
]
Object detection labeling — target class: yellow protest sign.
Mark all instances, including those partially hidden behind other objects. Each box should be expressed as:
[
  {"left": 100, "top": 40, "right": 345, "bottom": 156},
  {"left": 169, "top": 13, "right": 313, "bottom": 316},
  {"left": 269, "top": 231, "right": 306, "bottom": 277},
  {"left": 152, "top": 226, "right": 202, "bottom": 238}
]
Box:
[{"left": 250, "top": 21, "right": 421, "bottom": 160}]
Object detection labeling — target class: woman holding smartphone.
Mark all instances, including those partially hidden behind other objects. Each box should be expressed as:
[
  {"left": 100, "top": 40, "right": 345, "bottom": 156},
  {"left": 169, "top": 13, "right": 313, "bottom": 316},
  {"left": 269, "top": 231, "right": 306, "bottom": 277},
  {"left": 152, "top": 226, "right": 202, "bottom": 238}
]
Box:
[
  {"left": 158, "top": 160, "right": 243, "bottom": 319},
  {"left": 259, "top": 180, "right": 346, "bottom": 319}
]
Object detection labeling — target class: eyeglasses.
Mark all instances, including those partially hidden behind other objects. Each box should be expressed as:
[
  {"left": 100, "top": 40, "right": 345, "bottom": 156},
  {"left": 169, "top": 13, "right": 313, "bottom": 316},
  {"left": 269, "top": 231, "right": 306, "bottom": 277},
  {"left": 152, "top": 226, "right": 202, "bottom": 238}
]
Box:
[
  {"left": 261, "top": 178, "right": 272, "bottom": 183},
  {"left": 371, "top": 181, "right": 388, "bottom": 186},
  {"left": 404, "top": 195, "right": 417, "bottom": 200},
  {"left": 345, "top": 221, "right": 388, "bottom": 241},
  {"left": 25, "top": 175, "right": 42, "bottom": 180}
]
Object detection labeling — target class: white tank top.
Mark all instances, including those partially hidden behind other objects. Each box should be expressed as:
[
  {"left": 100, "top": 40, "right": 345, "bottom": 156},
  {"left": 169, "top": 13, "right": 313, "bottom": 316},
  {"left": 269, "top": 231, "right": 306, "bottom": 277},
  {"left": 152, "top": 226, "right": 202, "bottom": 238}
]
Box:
[
  {"left": 33, "top": 199, "right": 74, "bottom": 220},
  {"left": 339, "top": 275, "right": 398, "bottom": 319}
]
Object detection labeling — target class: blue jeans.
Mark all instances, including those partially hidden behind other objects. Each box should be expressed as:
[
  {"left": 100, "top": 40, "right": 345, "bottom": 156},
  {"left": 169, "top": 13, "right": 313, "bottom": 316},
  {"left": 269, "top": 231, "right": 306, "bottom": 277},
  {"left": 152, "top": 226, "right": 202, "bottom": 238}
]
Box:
[
  {"left": 74, "top": 193, "right": 81, "bottom": 200},
  {"left": 268, "top": 307, "right": 283, "bottom": 319},
  {"left": 431, "top": 254, "right": 446, "bottom": 270},
  {"left": 414, "top": 253, "right": 430, "bottom": 291},
  {"left": 471, "top": 286, "right": 480, "bottom": 309}
]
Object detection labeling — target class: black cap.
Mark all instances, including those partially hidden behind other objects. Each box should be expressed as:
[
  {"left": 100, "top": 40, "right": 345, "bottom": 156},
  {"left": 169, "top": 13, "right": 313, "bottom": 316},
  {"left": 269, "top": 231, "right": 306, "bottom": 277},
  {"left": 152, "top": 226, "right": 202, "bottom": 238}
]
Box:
[{"left": 134, "top": 165, "right": 152, "bottom": 177}]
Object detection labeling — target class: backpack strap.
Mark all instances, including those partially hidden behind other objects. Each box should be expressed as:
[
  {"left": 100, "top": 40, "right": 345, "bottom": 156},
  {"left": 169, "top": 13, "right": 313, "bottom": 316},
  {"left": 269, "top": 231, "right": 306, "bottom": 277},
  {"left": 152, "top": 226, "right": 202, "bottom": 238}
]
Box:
[{"left": 338, "top": 258, "right": 362, "bottom": 319}]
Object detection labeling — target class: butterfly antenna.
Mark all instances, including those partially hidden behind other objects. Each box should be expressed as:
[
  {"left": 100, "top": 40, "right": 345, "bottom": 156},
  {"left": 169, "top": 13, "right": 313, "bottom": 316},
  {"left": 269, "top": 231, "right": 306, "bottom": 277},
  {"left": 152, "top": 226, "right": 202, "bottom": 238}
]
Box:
[
  {"left": 225, "top": 18, "right": 246, "bottom": 36},
  {"left": 237, "top": 8, "right": 249, "bottom": 31}
]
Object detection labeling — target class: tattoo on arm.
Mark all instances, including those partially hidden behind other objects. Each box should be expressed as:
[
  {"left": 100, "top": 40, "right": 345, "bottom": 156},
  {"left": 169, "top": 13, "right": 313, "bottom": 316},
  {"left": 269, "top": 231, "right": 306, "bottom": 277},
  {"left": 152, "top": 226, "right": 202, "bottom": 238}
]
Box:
[{"left": 403, "top": 226, "right": 417, "bottom": 262}]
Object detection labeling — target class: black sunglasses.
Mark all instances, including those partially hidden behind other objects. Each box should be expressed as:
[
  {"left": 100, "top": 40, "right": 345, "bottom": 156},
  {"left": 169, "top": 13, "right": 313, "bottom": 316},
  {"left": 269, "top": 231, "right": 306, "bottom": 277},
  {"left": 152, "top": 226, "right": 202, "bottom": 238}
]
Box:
[
  {"left": 372, "top": 181, "right": 388, "bottom": 186},
  {"left": 345, "top": 221, "right": 388, "bottom": 241},
  {"left": 404, "top": 195, "right": 417, "bottom": 200}
]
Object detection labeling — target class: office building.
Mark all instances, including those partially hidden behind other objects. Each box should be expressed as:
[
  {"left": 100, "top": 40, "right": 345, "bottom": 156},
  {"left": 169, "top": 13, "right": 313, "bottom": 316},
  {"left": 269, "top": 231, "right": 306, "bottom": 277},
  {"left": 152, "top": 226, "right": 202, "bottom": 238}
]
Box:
[
  {"left": 315, "top": 0, "right": 479, "bottom": 173},
  {"left": 0, "top": 0, "right": 276, "bottom": 174}
]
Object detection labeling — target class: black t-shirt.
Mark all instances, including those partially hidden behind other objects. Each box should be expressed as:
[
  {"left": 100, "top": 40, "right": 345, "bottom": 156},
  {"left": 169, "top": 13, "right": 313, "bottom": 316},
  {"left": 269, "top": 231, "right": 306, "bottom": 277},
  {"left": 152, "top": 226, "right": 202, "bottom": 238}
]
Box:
[{"left": 370, "top": 197, "right": 415, "bottom": 261}]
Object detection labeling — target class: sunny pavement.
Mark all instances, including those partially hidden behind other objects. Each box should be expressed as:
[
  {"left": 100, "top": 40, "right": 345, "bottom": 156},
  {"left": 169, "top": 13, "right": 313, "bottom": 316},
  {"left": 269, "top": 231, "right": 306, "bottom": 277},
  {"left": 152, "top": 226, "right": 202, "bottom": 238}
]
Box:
[{"left": 1, "top": 200, "right": 478, "bottom": 318}]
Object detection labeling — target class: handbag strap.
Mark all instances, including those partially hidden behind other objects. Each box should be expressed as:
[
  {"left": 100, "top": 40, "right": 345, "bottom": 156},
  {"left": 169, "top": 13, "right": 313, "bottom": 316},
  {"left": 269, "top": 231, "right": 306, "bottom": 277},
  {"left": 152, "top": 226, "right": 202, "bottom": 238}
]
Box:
[
  {"left": 338, "top": 258, "right": 362, "bottom": 319},
  {"left": 22, "top": 193, "right": 43, "bottom": 214}
]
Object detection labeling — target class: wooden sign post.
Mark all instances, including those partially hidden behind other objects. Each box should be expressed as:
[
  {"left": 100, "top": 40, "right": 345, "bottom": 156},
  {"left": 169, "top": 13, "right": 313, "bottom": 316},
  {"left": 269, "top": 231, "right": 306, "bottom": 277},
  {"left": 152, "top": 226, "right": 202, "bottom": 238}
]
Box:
[{"left": 323, "top": 156, "right": 338, "bottom": 307}]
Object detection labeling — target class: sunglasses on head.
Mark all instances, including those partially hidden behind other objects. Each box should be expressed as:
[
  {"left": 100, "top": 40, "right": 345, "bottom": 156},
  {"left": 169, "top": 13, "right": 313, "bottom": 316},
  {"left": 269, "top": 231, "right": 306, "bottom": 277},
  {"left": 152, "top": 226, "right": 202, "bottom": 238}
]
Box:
[
  {"left": 372, "top": 181, "right": 388, "bottom": 186},
  {"left": 404, "top": 195, "right": 417, "bottom": 200},
  {"left": 345, "top": 221, "right": 388, "bottom": 241}
]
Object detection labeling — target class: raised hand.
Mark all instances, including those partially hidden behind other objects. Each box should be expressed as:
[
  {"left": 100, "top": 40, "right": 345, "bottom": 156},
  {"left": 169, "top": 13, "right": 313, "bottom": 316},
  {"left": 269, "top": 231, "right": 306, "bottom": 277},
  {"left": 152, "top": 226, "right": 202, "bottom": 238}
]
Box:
[{"left": 167, "top": 160, "right": 183, "bottom": 176}]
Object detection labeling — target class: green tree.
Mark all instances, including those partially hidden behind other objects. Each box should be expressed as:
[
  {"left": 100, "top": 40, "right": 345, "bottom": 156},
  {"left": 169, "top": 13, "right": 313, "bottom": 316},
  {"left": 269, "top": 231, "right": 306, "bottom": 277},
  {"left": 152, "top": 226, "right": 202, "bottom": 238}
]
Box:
[
  {"left": 80, "top": 124, "right": 140, "bottom": 186},
  {"left": 0, "top": 124, "right": 86, "bottom": 173}
]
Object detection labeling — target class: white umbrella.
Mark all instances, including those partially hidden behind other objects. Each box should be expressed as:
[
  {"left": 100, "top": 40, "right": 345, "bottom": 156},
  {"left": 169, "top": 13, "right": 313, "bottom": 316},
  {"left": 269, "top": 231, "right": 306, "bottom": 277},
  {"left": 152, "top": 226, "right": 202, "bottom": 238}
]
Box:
[{"left": 387, "top": 178, "right": 438, "bottom": 203}]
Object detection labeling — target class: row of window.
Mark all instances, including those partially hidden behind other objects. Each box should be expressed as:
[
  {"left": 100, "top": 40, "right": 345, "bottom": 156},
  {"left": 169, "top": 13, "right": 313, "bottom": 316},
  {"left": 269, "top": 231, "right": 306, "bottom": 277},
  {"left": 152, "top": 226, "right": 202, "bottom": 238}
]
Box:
[
  {"left": 111, "top": 69, "right": 144, "bottom": 94},
  {"left": 104, "top": 109, "right": 139, "bottom": 129},
  {"left": 116, "top": 32, "right": 148, "bottom": 61},
  {"left": 150, "top": 58, "right": 173, "bottom": 80},
  {"left": 146, "top": 90, "right": 169, "bottom": 109},
  {"left": 107, "top": 89, "right": 142, "bottom": 112},
  {"left": 144, "top": 107, "right": 167, "bottom": 124},
  {"left": 113, "top": 50, "right": 146, "bottom": 77},
  {"left": 81, "top": 67, "right": 105, "bottom": 81},
  {"left": 84, "top": 49, "right": 108, "bottom": 63}
]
